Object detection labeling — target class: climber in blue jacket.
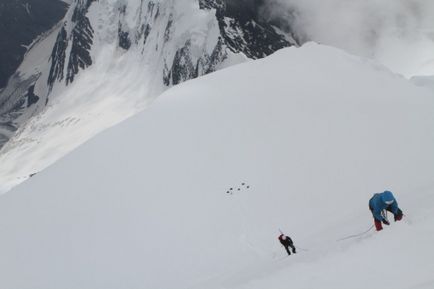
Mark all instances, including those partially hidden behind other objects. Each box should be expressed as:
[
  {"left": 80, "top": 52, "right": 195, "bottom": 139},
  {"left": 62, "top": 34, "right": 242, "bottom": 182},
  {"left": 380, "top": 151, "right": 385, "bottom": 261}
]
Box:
[{"left": 369, "top": 191, "right": 403, "bottom": 231}]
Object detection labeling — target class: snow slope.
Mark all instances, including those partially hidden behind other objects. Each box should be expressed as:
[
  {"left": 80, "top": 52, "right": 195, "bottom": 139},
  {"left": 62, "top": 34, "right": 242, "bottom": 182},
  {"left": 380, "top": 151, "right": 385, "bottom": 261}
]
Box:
[
  {"left": 0, "top": 0, "right": 293, "bottom": 192},
  {"left": 0, "top": 43, "right": 433, "bottom": 289}
]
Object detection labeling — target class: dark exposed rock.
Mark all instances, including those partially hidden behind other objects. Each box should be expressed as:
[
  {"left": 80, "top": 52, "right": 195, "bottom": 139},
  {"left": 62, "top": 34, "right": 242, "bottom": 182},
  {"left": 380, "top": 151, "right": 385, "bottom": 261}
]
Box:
[
  {"left": 71, "top": 0, "right": 94, "bottom": 22},
  {"left": 164, "top": 0, "right": 296, "bottom": 87},
  {"left": 142, "top": 24, "right": 151, "bottom": 45},
  {"left": 199, "top": 0, "right": 225, "bottom": 10},
  {"left": 203, "top": 0, "right": 295, "bottom": 59},
  {"left": 66, "top": 1, "right": 95, "bottom": 85},
  {"left": 118, "top": 4, "right": 131, "bottom": 50},
  {"left": 48, "top": 26, "right": 68, "bottom": 88},
  {"left": 0, "top": 0, "right": 68, "bottom": 89},
  {"left": 0, "top": 73, "right": 40, "bottom": 148},
  {"left": 167, "top": 36, "right": 228, "bottom": 86},
  {"left": 171, "top": 41, "right": 197, "bottom": 85},
  {"left": 118, "top": 29, "right": 131, "bottom": 50},
  {"left": 217, "top": 15, "right": 289, "bottom": 59},
  {"left": 1, "top": 0, "right": 299, "bottom": 150},
  {"left": 48, "top": 0, "right": 95, "bottom": 88},
  {"left": 0, "top": 74, "right": 39, "bottom": 116},
  {"left": 163, "top": 63, "right": 171, "bottom": 87},
  {"left": 164, "top": 15, "right": 173, "bottom": 43},
  {"left": 196, "top": 36, "right": 227, "bottom": 76},
  {"left": 26, "top": 84, "right": 39, "bottom": 107}
]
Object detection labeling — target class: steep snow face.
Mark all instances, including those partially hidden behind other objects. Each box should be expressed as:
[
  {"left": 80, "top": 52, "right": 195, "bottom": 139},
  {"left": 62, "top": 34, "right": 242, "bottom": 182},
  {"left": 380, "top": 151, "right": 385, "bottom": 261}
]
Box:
[
  {"left": 0, "top": 43, "right": 433, "bottom": 289},
  {"left": 0, "top": 0, "right": 293, "bottom": 191}
]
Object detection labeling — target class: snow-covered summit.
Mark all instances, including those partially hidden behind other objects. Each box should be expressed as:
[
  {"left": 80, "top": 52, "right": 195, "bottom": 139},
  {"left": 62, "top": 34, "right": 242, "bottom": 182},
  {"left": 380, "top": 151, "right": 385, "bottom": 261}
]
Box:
[{"left": 1, "top": 43, "right": 433, "bottom": 289}]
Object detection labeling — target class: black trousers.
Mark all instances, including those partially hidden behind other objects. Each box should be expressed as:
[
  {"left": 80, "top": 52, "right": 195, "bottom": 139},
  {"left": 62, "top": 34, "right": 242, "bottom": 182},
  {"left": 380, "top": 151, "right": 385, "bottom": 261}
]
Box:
[{"left": 284, "top": 244, "right": 296, "bottom": 255}]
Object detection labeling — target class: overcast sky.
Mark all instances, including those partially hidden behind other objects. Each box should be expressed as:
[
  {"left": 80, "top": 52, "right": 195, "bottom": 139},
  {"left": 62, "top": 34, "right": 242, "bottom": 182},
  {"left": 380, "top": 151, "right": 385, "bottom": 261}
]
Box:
[{"left": 259, "top": 0, "right": 434, "bottom": 77}]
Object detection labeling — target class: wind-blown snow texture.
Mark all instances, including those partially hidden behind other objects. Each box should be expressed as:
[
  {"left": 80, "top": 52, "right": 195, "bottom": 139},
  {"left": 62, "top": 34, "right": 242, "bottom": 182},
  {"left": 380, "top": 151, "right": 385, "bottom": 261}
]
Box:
[{"left": 1, "top": 43, "right": 433, "bottom": 289}]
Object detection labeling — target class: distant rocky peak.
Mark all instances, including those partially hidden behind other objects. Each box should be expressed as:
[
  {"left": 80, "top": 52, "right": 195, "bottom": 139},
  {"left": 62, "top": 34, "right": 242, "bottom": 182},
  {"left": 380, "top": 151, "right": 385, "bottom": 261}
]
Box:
[
  {"left": 48, "top": 0, "right": 95, "bottom": 89},
  {"left": 0, "top": 0, "right": 298, "bottom": 150},
  {"left": 199, "top": 0, "right": 225, "bottom": 10},
  {"left": 47, "top": 0, "right": 295, "bottom": 91}
]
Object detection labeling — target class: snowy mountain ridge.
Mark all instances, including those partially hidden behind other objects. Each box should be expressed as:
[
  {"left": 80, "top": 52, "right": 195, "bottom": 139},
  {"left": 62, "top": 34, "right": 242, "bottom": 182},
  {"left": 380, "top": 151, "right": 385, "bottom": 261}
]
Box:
[{"left": 0, "top": 0, "right": 295, "bottom": 193}]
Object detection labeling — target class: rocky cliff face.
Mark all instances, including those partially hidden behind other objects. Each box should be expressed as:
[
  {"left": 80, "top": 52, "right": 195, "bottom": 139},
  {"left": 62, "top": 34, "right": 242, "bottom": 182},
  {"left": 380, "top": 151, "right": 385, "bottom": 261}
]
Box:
[
  {"left": 0, "top": 0, "right": 297, "bottom": 151},
  {"left": 48, "top": 0, "right": 95, "bottom": 88},
  {"left": 0, "top": 0, "right": 68, "bottom": 146},
  {"left": 200, "top": 0, "right": 295, "bottom": 58},
  {"left": 0, "top": 0, "right": 68, "bottom": 90}
]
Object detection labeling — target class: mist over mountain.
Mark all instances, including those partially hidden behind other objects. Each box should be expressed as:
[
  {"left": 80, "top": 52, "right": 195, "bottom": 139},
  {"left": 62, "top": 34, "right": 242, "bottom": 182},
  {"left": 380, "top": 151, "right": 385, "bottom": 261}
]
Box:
[{"left": 259, "top": 0, "right": 434, "bottom": 77}]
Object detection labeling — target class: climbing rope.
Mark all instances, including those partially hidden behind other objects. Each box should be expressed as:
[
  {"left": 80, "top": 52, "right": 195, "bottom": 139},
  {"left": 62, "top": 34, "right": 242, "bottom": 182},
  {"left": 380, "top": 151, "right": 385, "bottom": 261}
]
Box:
[
  {"left": 295, "top": 246, "right": 309, "bottom": 252},
  {"left": 336, "top": 224, "right": 375, "bottom": 242}
]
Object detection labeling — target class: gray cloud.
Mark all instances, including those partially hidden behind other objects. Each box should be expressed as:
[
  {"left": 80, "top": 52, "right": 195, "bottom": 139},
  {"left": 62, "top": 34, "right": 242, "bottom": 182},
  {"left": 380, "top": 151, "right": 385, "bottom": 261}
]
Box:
[{"left": 259, "top": 0, "right": 434, "bottom": 77}]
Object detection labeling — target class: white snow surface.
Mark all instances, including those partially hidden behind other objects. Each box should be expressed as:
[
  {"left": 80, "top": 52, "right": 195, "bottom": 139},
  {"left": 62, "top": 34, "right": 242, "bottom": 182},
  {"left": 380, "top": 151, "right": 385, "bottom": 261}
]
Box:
[
  {"left": 411, "top": 75, "right": 434, "bottom": 92},
  {"left": 1, "top": 43, "right": 434, "bottom": 289}
]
